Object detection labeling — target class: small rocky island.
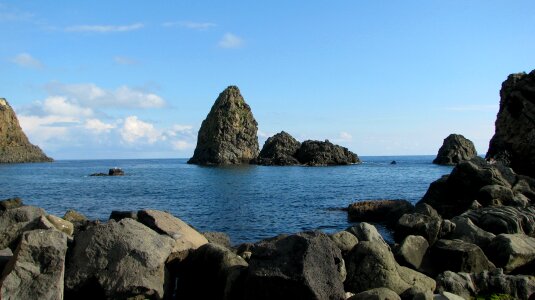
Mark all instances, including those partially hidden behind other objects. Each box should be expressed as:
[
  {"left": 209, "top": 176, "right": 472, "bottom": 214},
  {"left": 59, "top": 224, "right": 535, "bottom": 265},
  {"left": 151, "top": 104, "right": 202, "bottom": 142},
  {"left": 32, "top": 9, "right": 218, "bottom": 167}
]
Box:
[
  {"left": 188, "top": 87, "right": 360, "bottom": 166},
  {"left": 432, "top": 134, "right": 477, "bottom": 165},
  {"left": 0, "top": 98, "right": 52, "bottom": 163},
  {"left": 188, "top": 86, "right": 260, "bottom": 165}
]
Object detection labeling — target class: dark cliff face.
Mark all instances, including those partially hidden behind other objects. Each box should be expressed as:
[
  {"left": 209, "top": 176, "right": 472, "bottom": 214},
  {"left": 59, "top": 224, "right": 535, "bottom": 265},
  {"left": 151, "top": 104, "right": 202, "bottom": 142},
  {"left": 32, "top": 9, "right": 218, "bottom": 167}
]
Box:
[
  {"left": 486, "top": 70, "right": 535, "bottom": 177},
  {"left": 188, "top": 86, "right": 259, "bottom": 165},
  {"left": 433, "top": 134, "right": 477, "bottom": 165},
  {"left": 0, "top": 98, "right": 52, "bottom": 163}
]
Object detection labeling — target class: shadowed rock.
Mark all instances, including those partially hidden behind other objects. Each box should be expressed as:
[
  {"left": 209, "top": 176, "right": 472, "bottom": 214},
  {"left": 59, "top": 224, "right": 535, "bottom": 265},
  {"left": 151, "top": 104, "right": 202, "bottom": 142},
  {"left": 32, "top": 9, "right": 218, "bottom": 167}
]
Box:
[
  {"left": 296, "top": 139, "right": 360, "bottom": 166},
  {"left": 188, "top": 86, "right": 259, "bottom": 165},
  {"left": 433, "top": 134, "right": 477, "bottom": 165},
  {"left": 257, "top": 131, "right": 301, "bottom": 165}
]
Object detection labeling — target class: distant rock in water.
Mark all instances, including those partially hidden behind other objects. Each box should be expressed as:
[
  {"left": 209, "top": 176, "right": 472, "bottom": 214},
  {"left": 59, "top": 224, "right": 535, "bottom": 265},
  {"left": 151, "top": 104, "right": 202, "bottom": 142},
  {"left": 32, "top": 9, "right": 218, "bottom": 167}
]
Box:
[
  {"left": 486, "top": 70, "right": 535, "bottom": 177},
  {"left": 296, "top": 140, "right": 360, "bottom": 166},
  {"left": 433, "top": 134, "right": 477, "bottom": 165},
  {"left": 0, "top": 98, "right": 52, "bottom": 163},
  {"left": 188, "top": 86, "right": 259, "bottom": 165},
  {"left": 257, "top": 131, "right": 301, "bottom": 166}
]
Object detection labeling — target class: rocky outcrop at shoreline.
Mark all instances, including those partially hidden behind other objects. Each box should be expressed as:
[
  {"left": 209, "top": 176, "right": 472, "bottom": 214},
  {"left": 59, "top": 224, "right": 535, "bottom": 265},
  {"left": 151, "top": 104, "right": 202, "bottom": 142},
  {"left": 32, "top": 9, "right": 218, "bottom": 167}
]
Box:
[
  {"left": 0, "top": 98, "right": 52, "bottom": 163},
  {"left": 188, "top": 86, "right": 259, "bottom": 165},
  {"left": 487, "top": 70, "right": 535, "bottom": 178},
  {"left": 257, "top": 131, "right": 360, "bottom": 166},
  {"left": 433, "top": 134, "right": 477, "bottom": 165}
]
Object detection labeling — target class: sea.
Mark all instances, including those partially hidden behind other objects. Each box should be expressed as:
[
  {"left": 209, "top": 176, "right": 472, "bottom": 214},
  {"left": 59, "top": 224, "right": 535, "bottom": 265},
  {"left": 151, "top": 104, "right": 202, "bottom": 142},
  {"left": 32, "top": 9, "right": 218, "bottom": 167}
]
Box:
[{"left": 0, "top": 156, "right": 452, "bottom": 244}]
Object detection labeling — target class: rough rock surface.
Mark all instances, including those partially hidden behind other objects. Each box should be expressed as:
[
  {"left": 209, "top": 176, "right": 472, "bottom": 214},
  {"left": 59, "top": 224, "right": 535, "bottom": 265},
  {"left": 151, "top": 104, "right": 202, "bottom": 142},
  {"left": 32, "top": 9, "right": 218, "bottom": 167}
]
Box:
[
  {"left": 419, "top": 157, "right": 525, "bottom": 218},
  {"left": 188, "top": 86, "right": 259, "bottom": 165},
  {"left": 176, "top": 243, "right": 248, "bottom": 299},
  {"left": 348, "top": 287, "right": 400, "bottom": 300},
  {"left": 486, "top": 70, "right": 535, "bottom": 177},
  {"left": 486, "top": 234, "right": 535, "bottom": 274},
  {"left": 0, "top": 205, "right": 46, "bottom": 249},
  {"left": 203, "top": 231, "right": 232, "bottom": 249},
  {"left": 348, "top": 200, "right": 413, "bottom": 225},
  {"left": 0, "top": 197, "right": 22, "bottom": 211},
  {"left": 63, "top": 209, "right": 88, "bottom": 223},
  {"left": 395, "top": 213, "right": 442, "bottom": 246},
  {"left": 448, "top": 216, "right": 495, "bottom": 251},
  {"left": 0, "top": 229, "right": 67, "bottom": 300},
  {"left": 295, "top": 139, "right": 360, "bottom": 166},
  {"left": 345, "top": 240, "right": 435, "bottom": 295},
  {"left": 64, "top": 218, "right": 175, "bottom": 299},
  {"left": 395, "top": 235, "right": 429, "bottom": 271},
  {"left": 436, "top": 269, "right": 535, "bottom": 300},
  {"left": 462, "top": 206, "right": 535, "bottom": 236},
  {"left": 433, "top": 134, "right": 477, "bottom": 165},
  {"left": 243, "top": 231, "right": 346, "bottom": 300},
  {"left": 330, "top": 230, "right": 359, "bottom": 256},
  {"left": 0, "top": 98, "right": 52, "bottom": 163},
  {"left": 430, "top": 239, "right": 495, "bottom": 274},
  {"left": 256, "top": 131, "right": 301, "bottom": 165},
  {"left": 347, "top": 222, "right": 387, "bottom": 245}
]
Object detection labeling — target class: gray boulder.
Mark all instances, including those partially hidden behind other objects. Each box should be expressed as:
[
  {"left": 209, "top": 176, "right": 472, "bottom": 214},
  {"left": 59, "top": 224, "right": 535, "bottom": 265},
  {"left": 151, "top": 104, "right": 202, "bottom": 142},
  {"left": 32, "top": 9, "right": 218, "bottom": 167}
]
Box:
[
  {"left": 431, "top": 239, "right": 495, "bottom": 274},
  {"left": 63, "top": 209, "right": 87, "bottom": 223},
  {"left": 345, "top": 240, "right": 435, "bottom": 295},
  {"left": 0, "top": 198, "right": 22, "bottom": 211},
  {"left": 486, "top": 234, "right": 535, "bottom": 274},
  {"left": 477, "top": 185, "right": 516, "bottom": 206},
  {"left": 399, "top": 286, "right": 433, "bottom": 300},
  {"left": 486, "top": 70, "right": 535, "bottom": 178},
  {"left": 256, "top": 131, "right": 301, "bottom": 166},
  {"left": 347, "top": 222, "right": 387, "bottom": 245},
  {"left": 64, "top": 218, "right": 175, "bottom": 299},
  {"left": 463, "top": 206, "right": 535, "bottom": 236},
  {"left": 243, "top": 231, "right": 346, "bottom": 300},
  {"left": 395, "top": 213, "right": 442, "bottom": 246},
  {"left": 203, "top": 231, "right": 232, "bottom": 249},
  {"left": 396, "top": 235, "right": 429, "bottom": 271},
  {"left": 330, "top": 230, "right": 359, "bottom": 256},
  {"left": 349, "top": 287, "right": 400, "bottom": 300},
  {"left": 433, "top": 134, "right": 477, "bottom": 166},
  {"left": 0, "top": 205, "right": 46, "bottom": 249},
  {"left": 188, "top": 86, "right": 259, "bottom": 165},
  {"left": 0, "top": 248, "right": 12, "bottom": 274},
  {"left": 0, "top": 229, "right": 67, "bottom": 300},
  {"left": 448, "top": 216, "right": 495, "bottom": 250},
  {"left": 176, "top": 243, "right": 248, "bottom": 300}
]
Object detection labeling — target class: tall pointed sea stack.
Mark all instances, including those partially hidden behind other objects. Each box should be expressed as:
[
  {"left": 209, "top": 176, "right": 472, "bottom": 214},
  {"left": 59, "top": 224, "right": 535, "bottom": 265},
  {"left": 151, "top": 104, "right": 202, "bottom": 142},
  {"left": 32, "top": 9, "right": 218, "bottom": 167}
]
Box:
[
  {"left": 188, "top": 86, "right": 259, "bottom": 165},
  {"left": 0, "top": 98, "right": 52, "bottom": 163}
]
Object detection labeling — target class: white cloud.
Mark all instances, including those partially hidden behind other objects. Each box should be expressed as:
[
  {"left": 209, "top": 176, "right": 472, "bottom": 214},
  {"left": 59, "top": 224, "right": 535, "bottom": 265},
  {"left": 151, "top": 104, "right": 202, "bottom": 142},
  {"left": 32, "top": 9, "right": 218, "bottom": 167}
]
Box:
[
  {"left": 85, "top": 118, "right": 115, "bottom": 134},
  {"left": 113, "top": 56, "right": 138, "bottom": 65},
  {"left": 65, "top": 23, "right": 144, "bottom": 33},
  {"left": 172, "top": 140, "right": 193, "bottom": 150},
  {"left": 18, "top": 115, "right": 77, "bottom": 146},
  {"left": 42, "top": 96, "right": 93, "bottom": 117},
  {"left": 339, "top": 131, "right": 353, "bottom": 141},
  {"left": 163, "top": 21, "right": 216, "bottom": 30},
  {"left": 45, "top": 82, "right": 166, "bottom": 109},
  {"left": 10, "top": 53, "right": 43, "bottom": 69},
  {"left": 218, "top": 33, "right": 244, "bottom": 49},
  {"left": 120, "top": 116, "right": 162, "bottom": 144}
]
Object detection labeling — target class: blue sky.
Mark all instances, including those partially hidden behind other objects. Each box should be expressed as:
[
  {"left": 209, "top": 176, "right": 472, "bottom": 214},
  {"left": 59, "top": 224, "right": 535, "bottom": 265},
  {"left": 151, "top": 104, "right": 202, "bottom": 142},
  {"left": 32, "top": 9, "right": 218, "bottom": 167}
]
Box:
[{"left": 1, "top": 1, "right": 534, "bottom": 159}]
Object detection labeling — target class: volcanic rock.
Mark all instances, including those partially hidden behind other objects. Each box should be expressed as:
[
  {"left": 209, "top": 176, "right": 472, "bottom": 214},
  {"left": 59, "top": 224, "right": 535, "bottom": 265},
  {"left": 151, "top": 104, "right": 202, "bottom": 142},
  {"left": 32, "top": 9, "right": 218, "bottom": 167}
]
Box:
[
  {"left": 485, "top": 234, "right": 535, "bottom": 274},
  {"left": 256, "top": 131, "right": 301, "bottom": 165},
  {"left": 0, "top": 197, "right": 22, "bottom": 211},
  {"left": 430, "top": 239, "right": 495, "bottom": 274},
  {"left": 433, "top": 134, "right": 477, "bottom": 165},
  {"left": 0, "top": 205, "right": 46, "bottom": 249},
  {"left": 486, "top": 70, "right": 535, "bottom": 177},
  {"left": 296, "top": 139, "right": 360, "bottom": 166},
  {"left": 348, "top": 200, "right": 414, "bottom": 225},
  {"left": 188, "top": 86, "right": 259, "bottom": 165},
  {"left": 0, "top": 98, "right": 52, "bottom": 163}
]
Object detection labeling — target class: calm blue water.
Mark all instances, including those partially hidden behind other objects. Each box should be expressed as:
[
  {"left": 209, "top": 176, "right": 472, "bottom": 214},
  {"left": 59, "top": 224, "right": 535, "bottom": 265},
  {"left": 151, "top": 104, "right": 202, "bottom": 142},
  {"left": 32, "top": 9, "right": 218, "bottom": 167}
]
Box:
[{"left": 0, "top": 156, "right": 452, "bottom": 244}]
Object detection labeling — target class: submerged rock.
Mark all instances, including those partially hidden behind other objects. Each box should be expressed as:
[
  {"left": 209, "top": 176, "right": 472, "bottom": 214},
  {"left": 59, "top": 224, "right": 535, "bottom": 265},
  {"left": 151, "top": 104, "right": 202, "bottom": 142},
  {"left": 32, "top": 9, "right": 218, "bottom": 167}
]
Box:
[
  {"left": 188, "top": 86, "right": 259, "bottom": 165},
  {"left": 256, "top": 131, "right": 301, "bottom": 166},
  {"left": 0, "top": 98, "right": 52, "bottom": 163},
  {"left": 486, "top": 70, "right": 535, "bottom": 177},
  {"left": 433, "top": 134, "right": 477, "bottom": 165},
  {"left": 296, "top": 139, "right": 360, "bottom": 166}
]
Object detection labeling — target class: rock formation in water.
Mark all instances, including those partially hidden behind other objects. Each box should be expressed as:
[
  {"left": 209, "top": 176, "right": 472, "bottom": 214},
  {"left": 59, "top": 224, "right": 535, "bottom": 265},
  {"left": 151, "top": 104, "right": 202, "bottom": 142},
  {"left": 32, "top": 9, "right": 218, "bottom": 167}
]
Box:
[
  {"left": 0, "top": 98, "right": 52, "bottom": 163},
  {"left": 188, "top": 86, "right": 259, "bottom": 165},
  {"left": 433, "top": 134, "right": 477, "bottom": 165},
  {"left": 256, "top": 131, "right": 301, "bottom": 166},
  {"left": 296, "top": 139, "right": 360, "bottom": 166},
  {"left": 257, "top": 132, "right": 360, "bottom": 166},
  {"left": 486, "top": 70, "right": 535, "bottom": 177}
]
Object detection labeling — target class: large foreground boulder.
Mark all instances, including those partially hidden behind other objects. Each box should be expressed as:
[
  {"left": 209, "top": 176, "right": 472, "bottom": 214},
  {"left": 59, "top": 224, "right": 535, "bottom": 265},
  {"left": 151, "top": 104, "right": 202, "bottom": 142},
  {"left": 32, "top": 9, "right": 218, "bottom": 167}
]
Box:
[
  {"left": 486, "top": 70, "right": 535, "bottom": 178},
  {"left": 0, "top": 229, "right": 67, "bottom": 299},
  {"left": 243, "top": 231, "right": 346, "bottom": 300},
  {"left": 188, "top": 86, "right": 259, "bottom": 165},
  {"left": 296, "top": 139, "right": 360, "bottom": 166},
  {"left": 256, "top": 131, "right": 301, "bottom": 165},
  {"left": 64, "top": 218, "right": 175, "bottom": 299},
  {"left": 0, "top": 98, "right": 52, "bottom": 163},
  {"left": 433, "top": 134, "right": 477, "bottom": 165},
  {"left": 345, "top": 240, "right": 435, "bottom": 295},
  {"left": 0, "top": 205, "right": 46, "bottom": 249},
  {"left": 485, "top": 234, "right": 535, "bottom": 274},
  {"left": 430, "top": 239, "right": 495, "bottom": 274}
]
